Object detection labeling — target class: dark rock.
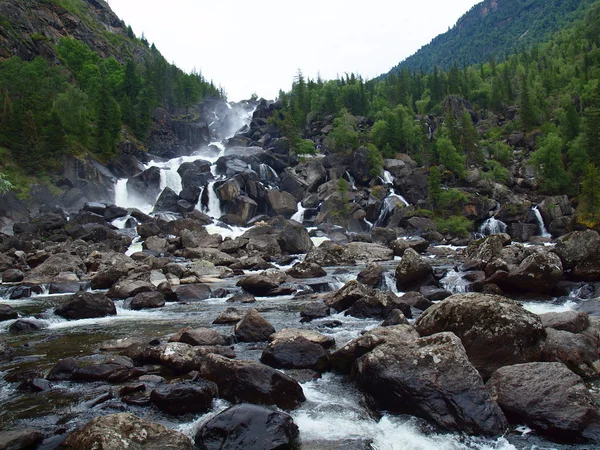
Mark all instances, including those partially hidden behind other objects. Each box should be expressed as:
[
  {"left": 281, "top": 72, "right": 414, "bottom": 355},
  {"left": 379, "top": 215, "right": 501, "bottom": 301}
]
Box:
[
  {"left": 571, "top": 248, "right": 600, "bottom": 282},
  {"left": 415, "top": 293, "right": 546, "bottom": 379},
  {"left": 127, "top": 166, "right": 162, "bottom": 204},
  {"left": 237, "top": 274, "right": 280, "bottom": 296},
  {"left": 153, "top": 187, "right": 180, "bottom": 214},
  {"left": 198, "top": 354, "right": 305, "bottom": 409},
  {"left": 227, "top": 292, "right": 256, "bottom": 303},
  {"left": 150, "top": 379, "right": 218, "bottom": 416},
  {"left": 287, "top": 261, "right": 326, "bottom": 279},
  {"left": 129, "top": 291, "right": 165, "bottom": 310},
  {"left": 395, "top": 248, "right": 433, "bottom": 291},
  {"left": 9, "top": 319, "right": 44, "bottom": 334},
  {"left": 346, "top": 290, "right": 412, "bottom": 320},
  {"left": 300, "top": 302, "right": 330, "bottom": 321},
  {"left": 0, "top": 340, "right": 14, "bottom": 362},
  {"left": 541, "top": 328, "right": 600, "bottom": 378},
  {"left": 357, "top": 264, "right": 385, "bottom": 287},
  {"left": 506, "top": 251, "right": 563, "bottom": 294},
  {"left": 55, "top": 292, "right": 116, "bottom": 320},
  {"left": 355, "top": 332, "right": 507, "bottom": 435},
  {"left": 107, "top": 280, "right": 155, "bottom": 299},
  {"left": 382, "top": 309, "right": 409, "bottom": 326},
  {"left": 141, "top": 342, "right": 235, "bottom": 373},
  {"left": 539, "top": 311, "right": 590, "bottom": 333},
  {"left": 174, "top": 284, "right": 212, "bottom": 301},
  {"left": 47, "top": 357, "right": 80, "bottom": 381},
  {"left": 487, "top": 362, "right": 600, "bottom": 442},
  {"left": 1, "top": 269, "right": 24, "bottom": 283},
  {"left": 63, "top": 412, "right": 194, "bottom": 449},
  {"left": 0, "top": 430, "right": 44, "bottom": 450},
  {"left": 178, "top": 328, "right": 226, "bottom": 346},
  {"left": 261, "top": 336, "right": 329, "bottom": 371},
  {"left": 402, "top": 291, "right": 434, "bottom": 310},
  {"left": 104, "top": 205, "right": 128, "bottom": 221},
  {"left": 273, "top": 218, "right": 314, "bottom": 254},
  {"left": 0, "top": 304, "right": 18, "bottom": 322},
  {"left": 267, "top": 190, "right": 298, "bottom": 218},
  {"left": 325, "top": 280, "right": 372, "bottom": 312},
  {"left": 234, "top": 309, "right": 276, "bottom": 342},
  {"left": 195, "top": 404, "right": 299, "bottom": 450},
  {"left": 213, "top": 307, "right": 244, "bottom": 324}
]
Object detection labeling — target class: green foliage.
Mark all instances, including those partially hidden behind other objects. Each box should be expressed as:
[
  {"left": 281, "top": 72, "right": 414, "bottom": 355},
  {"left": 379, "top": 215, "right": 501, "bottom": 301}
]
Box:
[
  {"left": 435, "top": 136, "right": 466, "bottom": 178},
  {"left": 438, "top": 188, "right": 468, "bottom": 216},
  {"left": 366, "top": 144, "right": 384, "bottom": 178},
  {"left": 434, "top": 215, "right": 473, "bottom": 238},
  {"left": 428, "top": 166, "right": 442, "bottom": 207},
  {"left": 483, "top": 160, "right": 511, "bottom": 182},
  {"left": 529, "top": 133, "right": 571, "bottom": 194},
  {"left": 330, "top": 110, "right": 358, "bottom": 154},
  {"left": 0, "top": 171, "right": 13, "bottom": 194},
  {"left": 577, "top": 163, "right": 600, "bottom": 227}
]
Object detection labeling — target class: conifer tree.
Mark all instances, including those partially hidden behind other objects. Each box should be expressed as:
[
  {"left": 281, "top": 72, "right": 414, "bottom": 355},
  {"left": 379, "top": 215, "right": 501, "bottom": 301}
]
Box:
[{"left": 577, "top": 163, "right": 600, "bottom": 227}]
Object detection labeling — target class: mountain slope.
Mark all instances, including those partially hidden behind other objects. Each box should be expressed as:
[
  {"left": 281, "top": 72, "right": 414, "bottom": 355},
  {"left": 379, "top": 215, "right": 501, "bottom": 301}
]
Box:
[{"left": 389, "top": 0, "right": 595, "bottom": 74}]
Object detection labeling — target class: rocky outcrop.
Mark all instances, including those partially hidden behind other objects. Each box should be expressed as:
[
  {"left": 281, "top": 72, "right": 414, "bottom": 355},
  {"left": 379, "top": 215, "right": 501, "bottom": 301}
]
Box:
[
  {"left": 233, "top": 309, "right": 276, "bottom": 342},
  {"left": 55, "top": 292, "right": 116, "bottom": 320},
  {"left": 395, "top": 248, "right": 433, "bottom": 291},
  {"left": 150, "top": 380, "right": 217, "bottom": 416}
]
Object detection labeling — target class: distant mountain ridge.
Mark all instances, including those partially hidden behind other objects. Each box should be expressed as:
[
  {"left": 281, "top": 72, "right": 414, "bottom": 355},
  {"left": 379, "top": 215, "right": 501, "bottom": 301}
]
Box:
[{"left": 387, "top": 0, "right": 596, "bottom": 74}]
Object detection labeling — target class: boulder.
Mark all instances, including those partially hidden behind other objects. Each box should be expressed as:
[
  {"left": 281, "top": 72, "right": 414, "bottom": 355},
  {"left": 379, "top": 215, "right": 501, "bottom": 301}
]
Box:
[
  {"left": 325, "top": 280, "right": 372, "bottom": 312},
  {"left": 107, "top": 280, "right": 155, "bottom": 299},
  {"left": 286, "top": 261, "right": 326, "bottom": 279},
  {"left": 0, "top": 340, "right": 14, "bottom": 362},
  {"left": 177, "top": 328, "right": 227, "bottom": 346},
  {"left": 0, "top": 430, "right": 44, "bottom": 450},
  {"left": 195, "top": 404, "right": 299, "bottom": 450},
  {"left": 541, "top": 328, "right": 600, "bottom": 378},
  {"left": 236, "top": 275, "right": 280, "bottom": 296},
  {"left": 400, "top": 291, "right": 433, "bottom": 311},
  {"left": 175, "top": 284, "right": 212, "bottom": 301},
  {"left": 72, "top": 357, "right": 135, "bottom": 382},
  {"left": 273, "top": 218, "right": 314, "bottom": 254},
  {"left": 389, "top": 238, "right": 429, "bottom": 257},
  {"left": 128, "top": 291, "right": 165, "bottom": 310},
  {"left": 506, "top": 251, "right": 563, "bottom": 294},
  {"left": 553, "top": 230, "right": 600, "bottom": 270},
  {"left": 182, "top": 247, "right": 235, "bottom": 266},
  {"left": 354, "top": 332, "right": 507, "bottom": 435},
  {"left": 268, "top": 328, "right": 335, "bottom": 349},
  {"left": 487, "top": 362, "right": 600, "bottom": 442},
  {"left": 345, "top": 291, "right": 411, "bottom": 320},
  {"left": 539, "top": 311, "right": 590, "bottom": 333},
  {"left": 234, "top": 309, "right": 276, "bottom": 342},
  {"left": 357, "top": 264, "right": 385, "bottom": 287},
  {"left": 267, "top": 190, "right": 298, "bottom": 218},
  {"left": 150, "top": 380, "right": 218, "bottom": 415},
  {"left": 55, "top": 292, "right": 116, "bottom": 320},
  {"left": 395, "top": 248, "right": 432, "bottom": 291},
  {"left": 261, "top": 336, "right": 329, "bottom": 371},
  {"left": 198, "top": 354, "right": 305, "bottom": 409},
  {"left": 213, "top": 307, "right": 245, "bottom": 324},
  {"left": 415, "top": 293, "right": 546, "bottom": 379},
  {"left": 300, "top": 302, "right": 330, "bottom": 321},
  {"left": 466, "top": 234, "right": 511, "bottom": 262},
  {"left": 381, "top": 309, "right": 409, "bottom": 326},
  {"left": 2, "top": 269, "right": 24, "bottom": 282},
  {"left": 62, "top": 412, "right": 194, "bottom": 449},
  {"left": 23, "top": 253, "right": 85, "bottom": 283},
  {"left": 305, "top": 241, "right": 355, "bottom": 267},
  {"left": 141, "top": 342, "right": 235, "bottom": 373},
  {"left": 0, "top": 304, "right": 18, "bottom": 322},
  {"left": 344, "top": 242, "right": 394, "bottom": 263},
  {"left": 47, "top": 357, "right": 80, "bottom": 381},
  {"left": 571, "top": 248, "right": 600, "bottom": 282}
]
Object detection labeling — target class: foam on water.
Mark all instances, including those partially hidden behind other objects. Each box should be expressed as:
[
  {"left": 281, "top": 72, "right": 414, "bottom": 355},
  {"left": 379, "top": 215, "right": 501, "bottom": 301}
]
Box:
[{"left": 521, "top": 299, "right": 578, "bottom": 315}]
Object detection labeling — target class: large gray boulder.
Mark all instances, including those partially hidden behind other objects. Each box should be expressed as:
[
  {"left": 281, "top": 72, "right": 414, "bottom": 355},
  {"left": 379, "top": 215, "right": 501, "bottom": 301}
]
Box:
[
  {"left": 552, "top": 230, "right": 600, "bottom": 270},
  {"left": 506, "top": 251, "right": 563, "bottom": 294},
  {"left": 541, "top": 328, "right": 600, "bottom": 378},
  {"left": 266, "top": 190, "right": 298, "bottom": 218},
  {"left": 233, "top": 309, "right": 276, "bottom": 342},
  {"left": 354, "top": 332, "right": 507, "bottom": 435},
  {"left": 55, "top": 292, "right": 116, "bottom": 320},
  {"left": 415, "top": 293, "right": 546, "bottom": 379},
  {"left": 395, "top": 248, "right": 432, "bottom": 291},
  {"left": 487, "top": 362, "right": 600, "bottom": 443},
  {"left": 150, "top": 380, "right": 218, "bottom": 415}
]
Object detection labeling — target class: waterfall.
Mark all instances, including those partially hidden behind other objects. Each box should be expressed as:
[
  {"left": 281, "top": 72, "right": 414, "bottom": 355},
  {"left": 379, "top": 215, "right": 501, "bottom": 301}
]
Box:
[
  {"left": 291, "top": 202, "right": 306, "bottom": 224},
  {"left": 390, "top": 190, "right": 410, "bottom": 207},
  {"left": 344, "top": 171, "right": 356, "bottom": 191},
  {"left": 375, "top": 194, "right": 407, "bottom": 227},
  {"left": 364, "top": 218, "right": 374, "bottom": 230},
  {"left": 113, "top": 178, "right": 154, "bottom": 214},
  {"left": 532, "top": 206, "right": 552, "bottom": 238},
  {"left": 383, "top": 171, "right": 394, "bottom": 185},
  {"left": 441, "top": 269, "right": 471, "bottom": 294},
  {"left": 205, "top": 181, "right": 222, "bottom": 219},
  {"left": 159, "top": 165, "right": 182, "bottom": 195},
  {"left": 479, "top": 217, "right": 507, "bottom": 236}
]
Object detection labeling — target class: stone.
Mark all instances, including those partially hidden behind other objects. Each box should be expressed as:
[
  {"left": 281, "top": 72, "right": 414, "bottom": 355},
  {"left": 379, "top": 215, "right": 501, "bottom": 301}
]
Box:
[
  {"left": 381, "top": 309, "right": 409, "bottom": 326},
  {"left": 389, "top": 238, "right": 429, "bottom": 257},
  {"left": 47, "top": 357, "right": 80, "bottom": 381},
  {"left": 355, "top": 332, "right": 507, "bottom": 435},
  {"left": 325, "top": 280, "right": 373, "bottom": 312},
  {"left": 107, "top": 280, "right": 155, "bottom": 299},
  {"left": 150, "top": 380, "right": 218, "bottom": 416},
  {"left": 268, "top": 328, "right": 335, "bottom": 349},
  {"left": 0, "top": 430, "right": 44, "bottom": 450},
  {"left": 539, "top": 311, "right": 590, "bottom": 333},
  {"left": 129, "top": 291, "right": 165, "bottom": 310},
  {"left": 177, "top": 328, "right": 226, "bottom": 346},
  {"left": 1, "top": 269, "right": 24, "bottom": 282},
  {"left": 236, "top": 274, "right": 280, "bottom": 296},
  {"left": 213, "top": 307, "right": 245, "bottom": 324},
  {"left": 234, "top": 309, "right": 276, "bottom": 342},
  {"left": 9, "top": 319, "right": 45, "bottom": 334},
  {"left": 286, "top": 261, "right": 326, "bottom": 279},
  {"left": 553, "top": 230, "right": 600, "bottom": 270},
  {"left": 62, "top": 412, "right": 194, "bottom": 449},
  {"left": 487, "top": 362, "right": 600, "bottom": 443},
  {"left": 198, "top": 354, "right": 305, "bottom": 409},
  {"left": 415, "top": 293, "right": 546, "bottom": 379},
  {"left": 195, "top": 404, "right": 299, "bottom": 450},
  {"left": 175, "top": 284, "right": 212, "bottom": 301},
  {"left": 267, "top": 190, "right": 298, "bottom": 218},
  {"left": 394, "top": 248, "right": 432, "bottom": 291},
  {"left": 141, "top": 342, "right": 235, "bottom": 373},
  {"left": 0, "top": 304, "right": 18, "bottom": 322},
  {"left": 357, "top": 264, "right": 385, "bottom": 287},
  {"left": 345, "top": 290, "right": 412, "bottom": 320},
  {"left": 506, "top": 251, "right": 563, "bottom": 294},
  {"left": 300, "top": 302, "right": 330, "bottom": 321},
  {"left": 541, "top": 328, "right": 600, "bottom": 378},
  {"left": 0, "top": 340, "right": 14, "bottom": 362},
  {"left": 261, "top": 336, "right": 329, "bottom": 371},
  {"left": 55, "top": 292, "right": 116, "bottom": 320}
]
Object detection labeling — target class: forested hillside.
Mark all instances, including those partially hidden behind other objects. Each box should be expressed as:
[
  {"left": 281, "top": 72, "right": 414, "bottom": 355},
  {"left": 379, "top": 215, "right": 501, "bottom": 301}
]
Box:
[
  {"left": 275, "top": 0, "right": 600, "bottom": 231},
  {"left": 389, "top": 0, "right": 595, "bottom": 73},
  {"left": 0, "top": 0, "right": 221, "bottom": 197}
]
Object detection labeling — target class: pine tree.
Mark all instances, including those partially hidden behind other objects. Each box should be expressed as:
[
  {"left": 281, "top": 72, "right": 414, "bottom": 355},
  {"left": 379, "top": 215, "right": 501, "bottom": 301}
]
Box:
[
  {"left": 43, "top": 109, "right": 67, "bottom": 157},
  {"left": 17, "top": 110, "right": 43, "bottom": 173},
  {"left": 428, "top": 165, "right": 442, "bottom": 207},
  {"left": 529, "top": 133, "right": 570, "bottom": 194},
  {"left": 519, "top": 73, "right": 535, "bottom": 130},
  {"left": 577, "top": 163, "right": 600, "bottom": 227}
]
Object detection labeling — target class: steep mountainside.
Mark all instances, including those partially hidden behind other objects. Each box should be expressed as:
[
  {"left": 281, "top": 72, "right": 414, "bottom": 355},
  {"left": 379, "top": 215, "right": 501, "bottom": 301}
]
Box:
[
  {"left": 0, "top": 0, "right": 147, "bottom": 63},
  {"left": 388, "top": 0, "right": 595, "bottom": 74}
]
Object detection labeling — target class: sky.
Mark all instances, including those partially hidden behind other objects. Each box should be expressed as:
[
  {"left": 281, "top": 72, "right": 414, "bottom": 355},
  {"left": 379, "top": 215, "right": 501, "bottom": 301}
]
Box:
[{"left": 108, "top": 0, "right": 482, "bottom": 101}]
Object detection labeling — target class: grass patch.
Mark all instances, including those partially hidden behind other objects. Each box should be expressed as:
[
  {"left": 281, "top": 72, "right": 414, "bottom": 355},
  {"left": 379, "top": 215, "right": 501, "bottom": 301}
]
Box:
[{"left": 434, "top": 216, "right": 473, "bottom": 238}]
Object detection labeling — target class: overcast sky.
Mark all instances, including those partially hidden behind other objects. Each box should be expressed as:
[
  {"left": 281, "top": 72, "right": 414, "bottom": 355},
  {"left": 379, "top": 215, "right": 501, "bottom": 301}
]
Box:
[{"left": 108, "top": 0, "right": 482, "bottom": 101}]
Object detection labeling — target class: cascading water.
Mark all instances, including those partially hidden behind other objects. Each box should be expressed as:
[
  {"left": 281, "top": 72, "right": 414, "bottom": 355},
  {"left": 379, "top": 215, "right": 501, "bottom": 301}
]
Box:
[
  {"left": 441, "top": 269, "right": 471, "bottom": 294},
  {"left": 391, "top": 190, "right": 410, "bottom": 207},
  {"left": 344, "top": 171, "right": 357, "bottom": 191},
  {"left": 532, "top": 205, "right": 552, "bottom": 238},
  {"left": 479, "top": 216, "right": 507, "bottom": 236},
  {"left": 291, "top": 202, "right": 306, "bottom": 224},
  {"left": 383, "top": 170, "right": 394, "bottom": 185},
  {"left": 204, "top": 180, "right": 222, "bottom": 219},
  {"left": 375, "top": 193, "right": 408, "bottom": 227}
]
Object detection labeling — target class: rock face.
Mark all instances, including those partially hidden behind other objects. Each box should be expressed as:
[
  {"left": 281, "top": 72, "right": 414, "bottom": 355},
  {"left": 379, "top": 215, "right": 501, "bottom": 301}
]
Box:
[
  {"left": 233, "top": 309, "right": 276, "bottom": 342},
  {"left": 195, "top": 404, "right": 299, "bottom": 450},
  {"left": 62, "top": 413, "right": 194, "bottom": 449},
  {"left": 354, "top": 332, "right": 507, "bottom": 435},
  {"left": 55, "top": 292, "right": 117, "bottom": 320},
  {"left": 150, "top": 380, "right": 217, "bottom": 415},
  {"left": 541, "top": 328, "right": 600, "bottom": 378},
  {"left": 395, "top": 248, "right": 432, "bottom": 291},
  {"left": 505, "top": 251, "right": 563, "bottom": 294},
  {"left": 552, "top": 230, "right": 600, "bottom": 270},
  {"left": 198, "top": 354, "right": 305, "bottom": 409},
  {"left": 415, "top": 293, "right": 546, "bottom": 379},
  {"left": 487, "top": 362, "right": 600, "bottom": 442}
]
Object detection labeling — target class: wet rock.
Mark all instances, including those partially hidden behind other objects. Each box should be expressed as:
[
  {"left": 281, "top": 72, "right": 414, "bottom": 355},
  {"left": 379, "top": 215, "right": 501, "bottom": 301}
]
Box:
[
  {"left": 401, "top": 291, "right": 434, "bottom": 311},
  {"left": 539, "top": 311, "right": 590, "bottom": 333},
  {"left": 0, "top": 430, "right": 44, "bottom": 450},
  {"left": 300, "top": 302, "right": 330, "bottom": 321},
  {"left": 198, "top": 353, "right": 305, "bottom": 409},
  {"left": 382, "top": 309, "right": 409, "bottom": 326},
  {"left": 0, "top": 304, "right": 18, "bottom": 322},
  {"left": 9, "top": 319, "right": 45, "bottom": 334},
  {"left": 345, "top": 242, "right": 394, "bottom": 263},
  {"left": 357, "top": 264, "right": 385, "bottom": 287},
  {"left": 389, "top": 238, "right": 429, "bottom": 257},
  {"left": 346, "top": 290, "right": 412, "bottom": 320},
  {"left": 72, "top": 358, "right": 134, "bottom": 383},
  {"left": 90, "top": 253, "right": 136, "bottom": 289},
  {"left": 23, "top": 253, "right": 86, "bottom": 284},
  {"left": 506, "top": 251, "right": 563, "bottom": 294},
  {"left": 541, "top": 328, "right": 600, "bottom": 378},
  {"left": 395, "top": 248, "right": 433, "bottom": 292},
  {"left": 371, "top": 227, "right": 397, "bottom": 246},
  {"left": 466, "top": 233, "right": 511, "bottom": 262},
  {"left": 227, "top": 292, "right": 256, "bottom": 303},
  {"left": 107, "top": 280, "right": 155, "bottom": 299},
  {"left": 236, "top": 274, "right": 280, "bottom": 296},
  {"left": 177, "top": 328, "right": 227, "bottom": 346},
  {"left": 330, "top": 325, "right": 419, "bottom": 373},
  {"left": 174, "top": 284, "right": 212, "bottom": 301},
  {"left": 552, "top": 230, "right": 600, "bottom": 270},
  {"left": 267, "top": 190, "right": 298, "bottom": 218},
  {"left": 571, "top": 248, "right": 600, "bottom": 282},
  {"left": 195, "top": 403, "right": 299, "bottom": 450},
  {"left": 0, "top": 340, "right": 14, "bottom": 362},
  {"left": 137, "top": 221, "right": 162, "bottom": 239},
  {"left": 261, "top": 336, "right": 329, "bottom": 371},
  {"left": 1, "top": 269, "right": 24, "bottom": 282},
  {"left": 55, "top": 292, "right": 116, "bottom": 320},
  {"left": 487, "top": 362, "right": 600, "bottom": 442},
  {"left": 47, "top": 357, "right": 80, "bottom": 381},
  {"left": 213, "top": 307, "right": 245, "bottom": 324},
  {"left": 62, "top": 412, "right": 194, "bottom": 449},
  {"left": 229, "top": 256, "right": 274, "bottom": 271},
  {"left": 150, "top": 379, "right": 218, "bottom": 416},
  {"left": 182, "top": 247, "right": 235, "bottom": 266},
  {"left": 415, "top": 293, "right": 546, "bottom": 379},
  {"left": 355, "top": 332, "right": 507, "bottom": 435},
  {"left": 269, "top": 328, "right": 335, "bottom": 349},
  {"left": 233, "top": 309, "right": 276, "bottom": 342},
  {"left": 128, "top": 291, "right": 165, "bottom": 310},
  {"left": 286, "top": 261, "right": 326, "bottom": 279},
  {"left": 325, "top": 280, "right": 373, "bottom": 311},
  {"left": 305, "top": 241, "right": 355, "bottom": 267},
  {"left": 18, "top": 377, "right": 52, "bottom": 392},
  {"left": 144, "top": 236, "right": 168, "bottom": 253},
  {"left": 142, "top": 342, "right": 235, "bottom": 373},
  {"left": 104, "top": 205, "right": 128, "bottom": 222},
  {"left": 272, "top": 218, "right": 314, "bottom": 254}
]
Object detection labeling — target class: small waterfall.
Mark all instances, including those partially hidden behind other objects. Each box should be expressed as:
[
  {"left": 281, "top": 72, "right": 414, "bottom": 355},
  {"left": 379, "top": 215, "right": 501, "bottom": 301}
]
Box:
[
  {"left": 364, "top": 218, "right": 374, "bottom": 230},
  {"left": 114, "top": 179, "right": 154, "bottom": 213},
  {"left": 441, "top": 269, "right": 471, "bottom": 294},
  {"left": 383, "top": 272, "right": 401, "bottom": 296},
  {"left": 479, "top": 217, "right": 507, "bottom": 236},
  {"left": 428, "top": 125, "right": 433, "bottom": 140},
  {"left": 291, "top": 202, "right": 306, "bottom": 223},
  {"left": 159, "top": 166, "right": 182, "bottom": 195},
  {"left": 344, "top": 171, "right": 356, "bottom": 191},
  {"left": 375, "top": 194, "right": 407, "bottom": 227},
  {"left": 532, "top": 205, "right": 552, "bottom": 238},
  {"left": 391, "top": 190, "right": 410, "bottom": 207},
  {"left": 205, "top": 181, "right": 222, "bottom": 219},
  {"left": 383, "top": 170, "right": 394, "bottom": 185}
]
